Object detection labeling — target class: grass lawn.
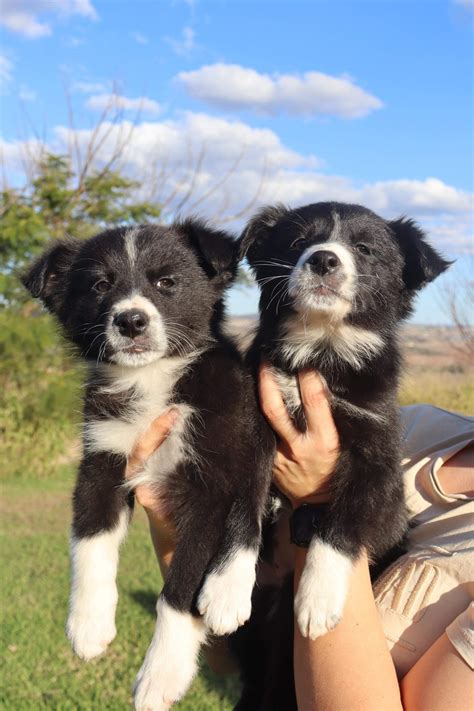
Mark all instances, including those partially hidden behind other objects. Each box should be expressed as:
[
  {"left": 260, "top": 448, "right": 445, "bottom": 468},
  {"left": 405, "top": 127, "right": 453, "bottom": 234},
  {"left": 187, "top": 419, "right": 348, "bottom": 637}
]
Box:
[{"left": 0, "top": 469, "right": 240, "bottom": 711}]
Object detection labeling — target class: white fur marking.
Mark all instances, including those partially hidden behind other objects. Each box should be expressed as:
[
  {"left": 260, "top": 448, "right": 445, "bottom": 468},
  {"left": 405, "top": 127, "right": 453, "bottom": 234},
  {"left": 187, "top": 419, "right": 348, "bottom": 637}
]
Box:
[
  {"left": 289, "top": 241, "right": 356, "bottom": 319},
  {"left": 107, "top": 292, "right": 168, "bottom": 366},
  {"left": 197, "top": 548, "right": 257, "bottom": 635},
  {"left": 295, "top": 540, "right": 352, "bottom": 640},
  {"left": 66, "top": 510, "right": 129, "bottom": 660},
  {"left": 133, "top": 598, "right": 206, "bottom": 711},
  {"left": 85, "top": 356, "right": 197, "bottom": 462},
  {"left": 112, "top": 293, "right": 159, "bottom": 320},
  {"left": 332, "top": 396, "right": 387, "bottom": 423},
  {"left": 330, "top": 211, "right": 341, "bottom": 241},
  {"left": 281, "top": 315, "right": 384, "bottom": 370},
  {"left": 125, "top": 229, "right": 137, "bottom": 267}
]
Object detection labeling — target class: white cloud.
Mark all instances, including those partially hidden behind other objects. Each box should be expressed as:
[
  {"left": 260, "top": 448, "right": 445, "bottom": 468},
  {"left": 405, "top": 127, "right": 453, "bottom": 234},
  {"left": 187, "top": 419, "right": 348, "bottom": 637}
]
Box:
[
  {"left": 454, "top": 0, "right": 474, "bottom": 8},
  {"left": 0, "top": 55, "right": 14, "bottom": 93},
  {"left": 0, "top": 0, "right": 98, "bottom": 39},
  {"left": 166, "top": 26, "right": 197, "bottom": 57},
  {"left": 72, "top": 80, "right": 106, "bottom": 93},
  {"left": 1, "top": 112, "right": 471, "bottom": 255},
  {"left": 131, "top": 31, "right": 149, "bottom": 45},
  {"left": 64, "top": 35, "right": 87, "bottom": 47},
  {"left": 177, "top": 63, "right": 384, "bottom": 119},
  {"left": 19, "top": 85, "right": 37, "bottom": 101},
  {"left": 85, "top": 93, "right": 162, "bottom": 115}
]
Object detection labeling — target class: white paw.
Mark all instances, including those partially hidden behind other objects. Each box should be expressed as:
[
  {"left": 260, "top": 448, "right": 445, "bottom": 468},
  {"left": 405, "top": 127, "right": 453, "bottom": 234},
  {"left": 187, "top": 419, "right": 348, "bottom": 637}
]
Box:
[
  {"left": 133, "top": 600, "right": 205, "bottom": 711},
  {"left": 66, "top": 583, "right": 117, "bottom": 660},
  {"left": 294, "top": 541, "right": 352, "bottom": 640},
  {"left": 133, "top": 648, "right": 191, "bottom": 711},
  {"left": 197, "top": 549, "right": 257, "bottom": 635},
  {"left": 295, "top": 587, "right": 344, "bottom": 640},
  {"left": 197, "top": 579, "right": 252, "bottom": 635}
]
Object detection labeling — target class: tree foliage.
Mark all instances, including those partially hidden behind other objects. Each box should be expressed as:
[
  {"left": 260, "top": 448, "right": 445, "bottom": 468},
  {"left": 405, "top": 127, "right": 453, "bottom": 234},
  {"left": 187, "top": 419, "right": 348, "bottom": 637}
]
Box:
[{"left": 0, "top": 152, "right": 162, "bottom": 306}]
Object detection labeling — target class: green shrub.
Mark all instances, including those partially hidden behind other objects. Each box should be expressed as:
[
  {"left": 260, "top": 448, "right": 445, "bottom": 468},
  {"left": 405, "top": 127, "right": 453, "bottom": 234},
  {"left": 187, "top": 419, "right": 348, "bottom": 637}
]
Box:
[{"left": 0, "top": 310, "right": 82, "bottom": 480}]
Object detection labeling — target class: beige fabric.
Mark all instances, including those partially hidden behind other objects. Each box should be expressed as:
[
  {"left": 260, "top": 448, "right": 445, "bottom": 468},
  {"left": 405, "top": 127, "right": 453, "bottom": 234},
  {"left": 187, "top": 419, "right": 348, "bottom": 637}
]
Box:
[
  {"left": 374, "top": 405, "right": 474, "bottom": 678},
  {"left": 446, "top": 602, "right": 474, "bottom": 670}
]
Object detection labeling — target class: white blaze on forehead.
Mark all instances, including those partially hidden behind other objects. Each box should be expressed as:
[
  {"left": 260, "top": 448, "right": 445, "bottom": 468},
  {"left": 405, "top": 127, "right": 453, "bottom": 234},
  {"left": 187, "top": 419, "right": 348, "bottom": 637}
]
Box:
[
  {"left": 330, "top": 211, "right": 341, "bottom": 241},
  {"left": 124, "top": 229, "right": 137, "bottom": 267}
]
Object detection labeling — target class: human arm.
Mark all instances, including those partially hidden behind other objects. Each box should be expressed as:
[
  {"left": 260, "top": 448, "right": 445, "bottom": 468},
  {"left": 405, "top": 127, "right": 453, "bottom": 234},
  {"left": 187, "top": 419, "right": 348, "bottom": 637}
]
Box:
[
  {"left": 259, "top": 365, "right": 402, "bottom": 710},
  {"left": 125, "top": 410, "right": 179, "bottom": 578}
]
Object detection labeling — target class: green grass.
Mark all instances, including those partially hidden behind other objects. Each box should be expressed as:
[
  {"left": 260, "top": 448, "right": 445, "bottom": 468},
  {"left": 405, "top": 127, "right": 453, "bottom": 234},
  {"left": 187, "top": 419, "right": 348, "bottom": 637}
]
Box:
[
  {"left": 0, "top": 467, "right": 240, "bottom": 711},
  {"left": 399, "top": 368, "right": 473, "bottom": 414}
]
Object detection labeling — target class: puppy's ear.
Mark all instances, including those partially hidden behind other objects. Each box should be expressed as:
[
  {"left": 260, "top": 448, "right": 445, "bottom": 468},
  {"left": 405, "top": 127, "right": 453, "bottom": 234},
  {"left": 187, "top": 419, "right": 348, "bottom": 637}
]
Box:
[
  {"left": 389, "top": 217, "right": 452, "bottom": 291},
  {"left": 239, "top": 203, "right": 288, "bottom": 266},
  {"left": 21, "top": 240, "right": 81, "bottom": 313},
  {"left": 177, "top": 218, "right": 238, "bottom": 287}
]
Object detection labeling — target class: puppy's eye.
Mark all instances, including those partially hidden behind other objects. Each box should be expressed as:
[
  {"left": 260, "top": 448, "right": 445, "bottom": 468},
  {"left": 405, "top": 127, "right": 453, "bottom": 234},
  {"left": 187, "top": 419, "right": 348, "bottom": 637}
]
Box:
[
  {"left": 93, "top": 279, "right": 112, "bottom": 293},
  {"left": 356, "top": 243, "right": 372, "bottom": 256},
  {"left": 290, "top": 237, "right": 307, "bottom": 251},
  {"left": 155, "top": 277, "right": 175, "bottom": 290}
]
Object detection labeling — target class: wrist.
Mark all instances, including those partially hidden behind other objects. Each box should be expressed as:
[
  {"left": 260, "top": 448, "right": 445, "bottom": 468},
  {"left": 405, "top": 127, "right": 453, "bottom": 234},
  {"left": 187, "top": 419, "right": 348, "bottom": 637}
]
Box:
[{"left": 290, "top": 491, "right": 332, "bottom": 508}]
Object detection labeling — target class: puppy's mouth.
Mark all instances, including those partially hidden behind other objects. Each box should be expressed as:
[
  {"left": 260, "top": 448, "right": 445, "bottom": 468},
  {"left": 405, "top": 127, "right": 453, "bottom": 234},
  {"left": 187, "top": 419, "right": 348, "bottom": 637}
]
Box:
[
  {"left": 121, "top": 344, "right": 151, "bottom": 354},
  {"left": 311, "top": 284, "right": 341, "bottom": 298}
]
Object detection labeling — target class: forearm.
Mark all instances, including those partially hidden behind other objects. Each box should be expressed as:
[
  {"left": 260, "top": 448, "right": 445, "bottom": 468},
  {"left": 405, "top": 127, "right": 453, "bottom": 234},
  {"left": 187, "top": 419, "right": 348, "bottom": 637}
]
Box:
[
  {"left": 293, "top": 548, "right": 402, "bottom": 711},
  {"left": 143, "top": 506, "right": 175, "bottom": 579}
]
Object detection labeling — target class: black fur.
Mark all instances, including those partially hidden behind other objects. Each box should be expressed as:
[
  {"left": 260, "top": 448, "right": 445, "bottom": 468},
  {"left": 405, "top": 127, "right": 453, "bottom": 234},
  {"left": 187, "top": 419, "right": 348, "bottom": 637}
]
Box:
[
  {"left": 232, "top": 201, "right": 450, "bottom": 708},
  {"left": 23, "top": 220, "right": 275, "bottom": 707}
]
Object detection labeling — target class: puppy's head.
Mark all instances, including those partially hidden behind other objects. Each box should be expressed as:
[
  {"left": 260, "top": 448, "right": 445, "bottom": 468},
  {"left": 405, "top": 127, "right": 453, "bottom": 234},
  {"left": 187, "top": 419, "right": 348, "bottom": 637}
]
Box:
[
  {"left": 23, "top": 219, "right": 237, "bottom": 366},
  {"left": 240, "top": 202, "right": 450, "bottom": 326}
]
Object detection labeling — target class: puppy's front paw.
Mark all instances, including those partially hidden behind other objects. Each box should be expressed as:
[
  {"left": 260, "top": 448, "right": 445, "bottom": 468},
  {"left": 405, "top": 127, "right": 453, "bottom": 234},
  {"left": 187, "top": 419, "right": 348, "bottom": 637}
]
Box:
[
  {"left": 294, "top": 541, "right": 352, "bottom": 640},
  {"left": 197, "top": 549, "right": 256, "bottom": 635},
  {"left": 295, "top": 586, "right": 344, "bottom": 640},
  {"left": 66, "top": 583, "right": 118, "bottom": 660}
]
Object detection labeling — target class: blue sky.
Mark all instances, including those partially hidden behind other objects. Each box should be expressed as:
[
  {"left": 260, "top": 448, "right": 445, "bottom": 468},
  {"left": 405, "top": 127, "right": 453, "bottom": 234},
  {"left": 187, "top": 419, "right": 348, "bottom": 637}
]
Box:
[{"left": 1, "top": 0, "right": 472, "bottom": 323}]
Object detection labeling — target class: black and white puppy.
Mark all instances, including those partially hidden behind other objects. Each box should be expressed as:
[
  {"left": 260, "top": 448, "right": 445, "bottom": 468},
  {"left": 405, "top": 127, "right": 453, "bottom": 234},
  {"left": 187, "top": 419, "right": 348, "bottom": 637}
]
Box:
[
  {"left": 240, "top": 201, "right": 450, "bottom": 641},
  {"left": 23, "top": 221, "right": 274, "bottom": 711}
]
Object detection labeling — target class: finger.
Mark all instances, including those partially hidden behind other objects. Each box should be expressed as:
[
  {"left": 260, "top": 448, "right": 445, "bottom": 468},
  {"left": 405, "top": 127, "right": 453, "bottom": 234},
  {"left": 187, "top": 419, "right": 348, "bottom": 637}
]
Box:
[
  {"left": 259, "top": 364, "right": 299, "bottom": 444},
  {"left": 298, "top": 370, "right": 339, "bottom": 447},
  {"left": 127, "top": 409, "right": 179, "bottom": 476}
]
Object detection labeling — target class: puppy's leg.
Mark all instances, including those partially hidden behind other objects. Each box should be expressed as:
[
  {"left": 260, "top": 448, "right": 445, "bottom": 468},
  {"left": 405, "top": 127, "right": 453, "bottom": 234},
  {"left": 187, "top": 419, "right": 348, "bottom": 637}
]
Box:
[
  {"left": 67, "top": 452, "right": 131, "bottom": 660},
  {"left": 294, "top": 450, "right": 407, "bottom": 640},
  {"left": 197, "top": 497, "right": 262, "bottom": 636},
  {"left": 294, "top": 537, "right": 353, "bottom": 640},
  {"left": 133, "top": 509, "right": 223, "bottom": 711}
]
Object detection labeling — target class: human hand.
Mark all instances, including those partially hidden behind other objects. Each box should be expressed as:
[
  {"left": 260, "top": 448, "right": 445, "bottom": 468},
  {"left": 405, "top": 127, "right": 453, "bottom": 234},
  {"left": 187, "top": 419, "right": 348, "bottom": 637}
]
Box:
[
  {"left": 125, "top": 409, "right": 179, "bottom": 579},
  {"left": 125, "top": 409, "right": 179, "bottom": 512},
  {"left": 259, "top": 365, "right": 340, "bottom": 507}
]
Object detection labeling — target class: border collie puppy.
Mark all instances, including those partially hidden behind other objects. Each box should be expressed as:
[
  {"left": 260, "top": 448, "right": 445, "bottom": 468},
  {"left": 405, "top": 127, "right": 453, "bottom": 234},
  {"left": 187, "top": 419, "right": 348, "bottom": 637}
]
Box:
[
  {"left": 23, "top": 221, "right": 274, "bottom": 711},
  {"left": 239, "top": 201, "right": 450, "bottom": 642}
]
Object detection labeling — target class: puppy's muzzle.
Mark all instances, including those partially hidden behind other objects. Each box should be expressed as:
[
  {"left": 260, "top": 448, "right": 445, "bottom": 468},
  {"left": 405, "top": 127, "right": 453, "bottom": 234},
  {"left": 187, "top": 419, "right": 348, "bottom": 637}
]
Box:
[
  {"left": 113, "top": 309, "right": 149, "bottom": 339},
  {"left": 307, "top": 250, "right": 341, "bottom": 277}
]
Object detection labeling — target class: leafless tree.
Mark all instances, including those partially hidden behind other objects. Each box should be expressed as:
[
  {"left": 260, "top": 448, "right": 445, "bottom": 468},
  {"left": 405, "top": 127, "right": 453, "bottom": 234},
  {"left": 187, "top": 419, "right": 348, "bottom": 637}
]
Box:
[
  {"left": 2, "top": 87, "right": 269, "bottom": 226},
  {"left": 439, "top": 261, "right": 474, "bottom": 365}
]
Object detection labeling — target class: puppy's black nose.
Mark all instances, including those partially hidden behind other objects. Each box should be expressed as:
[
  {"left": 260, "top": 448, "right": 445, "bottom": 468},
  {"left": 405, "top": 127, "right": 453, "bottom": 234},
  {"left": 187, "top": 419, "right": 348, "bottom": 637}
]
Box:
[
  {"left": 307, "top": 250, "right": 340, "bottom": 276},
  {"left": 113, "top": 309, "right": 149, "bottom": 338}
]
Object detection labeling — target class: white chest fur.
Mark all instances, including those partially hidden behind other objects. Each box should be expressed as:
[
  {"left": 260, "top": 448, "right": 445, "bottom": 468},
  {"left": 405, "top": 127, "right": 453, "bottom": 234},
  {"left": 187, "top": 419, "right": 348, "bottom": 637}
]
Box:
[{"left": 83, "top": 356, "right": 198, "bottom": 485}]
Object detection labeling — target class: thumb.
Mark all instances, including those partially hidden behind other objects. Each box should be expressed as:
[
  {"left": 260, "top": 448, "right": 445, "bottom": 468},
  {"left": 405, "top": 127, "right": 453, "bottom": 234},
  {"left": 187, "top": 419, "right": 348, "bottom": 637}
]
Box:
[{"left": 126, "top": 409, "right": 179, "bottom": 477}]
